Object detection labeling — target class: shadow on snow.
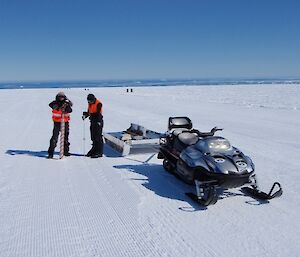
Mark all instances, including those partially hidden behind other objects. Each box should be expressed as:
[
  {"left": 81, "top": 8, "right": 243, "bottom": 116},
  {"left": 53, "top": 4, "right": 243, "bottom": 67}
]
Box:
[
  {"left": 6, "top": 149, "right": 84, "bottom": 158},
  {"left": 114, "top": 163, "right": 208, "bottom": 211},
  {"left": 5, "top": 144, "right": 120, "bottom": 159},
  {"left": 114, "top": 163, "right": 269, "bottom": 210},
  {"left": 6, "top": 148, "right": 268, "bottom": 207}
]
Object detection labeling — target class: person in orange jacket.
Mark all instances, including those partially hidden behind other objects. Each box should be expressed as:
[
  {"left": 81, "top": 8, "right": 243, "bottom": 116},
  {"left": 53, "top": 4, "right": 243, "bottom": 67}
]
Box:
[
  {"left": 47, "top": 92, "right": 73, "bottom": 158},
  {"left": 82, "top": 93, "right": 103, "bottom": 158}
]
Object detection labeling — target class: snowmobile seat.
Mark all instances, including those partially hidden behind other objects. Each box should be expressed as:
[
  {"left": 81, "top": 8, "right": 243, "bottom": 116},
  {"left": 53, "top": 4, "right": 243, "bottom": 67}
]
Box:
[
  {"left": 171, "top": 128, "right": 189, "bottom": 136},
  {"left": 178, "top": 132, "right": 199, "bottom": 146},
  {"left": 173, "top": 132, "right": 199, "bottom": 152}
]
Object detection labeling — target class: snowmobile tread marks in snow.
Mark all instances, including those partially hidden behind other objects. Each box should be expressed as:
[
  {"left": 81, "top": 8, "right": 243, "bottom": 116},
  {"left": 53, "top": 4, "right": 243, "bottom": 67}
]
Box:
[{"left": 158, "top": 116, "right": 283, "bottom": 206}]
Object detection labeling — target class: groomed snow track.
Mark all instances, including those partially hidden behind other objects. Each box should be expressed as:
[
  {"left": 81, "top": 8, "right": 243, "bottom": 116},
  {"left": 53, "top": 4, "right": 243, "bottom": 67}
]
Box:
[{"left": 0, "top": 85, "right": 299, "bottom": 257}]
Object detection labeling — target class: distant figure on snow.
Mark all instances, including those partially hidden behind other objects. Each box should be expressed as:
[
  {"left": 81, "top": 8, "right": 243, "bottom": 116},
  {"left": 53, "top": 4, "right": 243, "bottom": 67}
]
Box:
[
  {"left": 47, "top": 92, "right": 73, "bottom": 158},
  {"left": 82, "top": 94, "right": 103, "bottom": 158}
]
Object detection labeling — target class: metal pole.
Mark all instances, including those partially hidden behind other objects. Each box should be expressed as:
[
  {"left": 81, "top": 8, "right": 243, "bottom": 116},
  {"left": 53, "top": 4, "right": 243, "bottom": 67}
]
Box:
[{"left": 83, "top": 119, "right": 86, "bottom": 156}]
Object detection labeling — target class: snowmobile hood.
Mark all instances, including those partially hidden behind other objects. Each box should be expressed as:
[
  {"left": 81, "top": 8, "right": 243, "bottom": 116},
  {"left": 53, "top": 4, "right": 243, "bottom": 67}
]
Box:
[
  {"left": 180, "top": 137, "right": 254, "bottom": 175},
  {"left": 195, "top": 136, "right": 233, "bottom": 154}
]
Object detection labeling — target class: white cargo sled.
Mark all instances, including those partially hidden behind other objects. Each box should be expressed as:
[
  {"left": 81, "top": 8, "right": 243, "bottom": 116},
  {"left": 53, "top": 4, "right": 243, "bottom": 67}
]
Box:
[{"left": 103, "top": 123, "right": 163, "bottom": 156}]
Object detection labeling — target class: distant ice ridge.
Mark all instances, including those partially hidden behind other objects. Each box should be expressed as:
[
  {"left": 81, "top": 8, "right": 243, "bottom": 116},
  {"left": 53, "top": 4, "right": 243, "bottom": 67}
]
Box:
[
  {"left": 0, "top": 78, "right": 300, "bottom": 89},
  {"left": 136, "top": 84, "right": 300, "bottom": 111},
  {"left": 204, "top": 84, "right": 300, "bottom": 111}
]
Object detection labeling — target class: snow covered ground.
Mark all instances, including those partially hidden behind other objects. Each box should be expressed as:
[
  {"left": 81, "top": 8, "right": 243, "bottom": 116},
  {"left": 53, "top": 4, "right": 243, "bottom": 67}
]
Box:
[{"left": 0, "top": 84, "right": 299, "bottom": 257}]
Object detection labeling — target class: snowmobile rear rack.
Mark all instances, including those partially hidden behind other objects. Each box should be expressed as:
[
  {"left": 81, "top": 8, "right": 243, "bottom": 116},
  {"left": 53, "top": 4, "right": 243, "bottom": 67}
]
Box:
[{"left": 103, "top": 123, "right": 163, "bottom": 156}]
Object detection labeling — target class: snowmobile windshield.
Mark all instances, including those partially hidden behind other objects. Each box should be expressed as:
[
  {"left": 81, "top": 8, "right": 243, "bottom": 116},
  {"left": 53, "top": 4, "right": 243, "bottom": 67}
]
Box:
[{"left": 196, "top": 137, "right": 232, "bottom": 153}]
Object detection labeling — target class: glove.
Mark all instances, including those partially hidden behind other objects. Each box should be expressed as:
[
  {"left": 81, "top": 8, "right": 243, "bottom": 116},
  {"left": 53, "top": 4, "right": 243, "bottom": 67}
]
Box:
[
  {"left": 53, "top": 104, "right": 59, "bottom": 110},
  {"left": 82, "top": 111, "right": 89, "bottom": 120},
  {"left": 61, "top": 102, "right": 68, "bottom": 111}
]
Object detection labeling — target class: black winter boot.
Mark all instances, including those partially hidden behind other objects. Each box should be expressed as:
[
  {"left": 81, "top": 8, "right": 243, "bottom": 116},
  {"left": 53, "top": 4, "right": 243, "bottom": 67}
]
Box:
[
  {"left": 90, "top": 153, "right": 103, "bottom": 158},
  {"left": 86, "top": 145, "right": 96, "bottom": 157}
]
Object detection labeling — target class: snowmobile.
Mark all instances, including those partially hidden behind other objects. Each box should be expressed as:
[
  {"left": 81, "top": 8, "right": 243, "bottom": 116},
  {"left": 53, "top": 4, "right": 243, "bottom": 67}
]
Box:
[{"left": 157, "top": 116, "right": 282, "bottom": 206}]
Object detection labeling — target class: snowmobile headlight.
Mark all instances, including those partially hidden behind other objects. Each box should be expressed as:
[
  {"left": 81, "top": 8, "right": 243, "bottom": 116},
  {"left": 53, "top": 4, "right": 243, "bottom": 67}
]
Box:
[{"left": 208, "top": 140, "right": 231, "bottom": 151}]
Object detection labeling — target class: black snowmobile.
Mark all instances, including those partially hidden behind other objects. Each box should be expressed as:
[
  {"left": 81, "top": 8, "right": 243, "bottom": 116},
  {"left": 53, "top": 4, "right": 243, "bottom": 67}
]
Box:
[{"left": 157, "top": 116, "right": 282, "bottom": 206}]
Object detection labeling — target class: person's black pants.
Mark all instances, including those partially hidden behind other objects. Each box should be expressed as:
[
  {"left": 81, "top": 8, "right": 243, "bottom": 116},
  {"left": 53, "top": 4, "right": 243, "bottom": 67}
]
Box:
[
  {"left": 48, "top": 122, "right": 70, "bottom": 154},
  {"left": 90, "top": 121, "right": 103, "bottom": 155}
]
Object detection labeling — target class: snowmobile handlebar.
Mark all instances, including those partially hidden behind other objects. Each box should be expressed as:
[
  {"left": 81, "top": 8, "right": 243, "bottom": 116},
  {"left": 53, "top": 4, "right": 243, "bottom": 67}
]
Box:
[
  {"left": 211, "top": 127, "right": 223, "bottom": 133},
  {"left": 190, "top": 127, "right": 223, "bottom": 137}
]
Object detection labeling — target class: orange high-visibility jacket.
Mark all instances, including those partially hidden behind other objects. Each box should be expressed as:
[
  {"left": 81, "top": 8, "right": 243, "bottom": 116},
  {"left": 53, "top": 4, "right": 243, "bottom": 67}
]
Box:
[
  {"left": 52, "top": 109, "right": 70, "bottom": 122},
  {"left": 88, "top": 99, "right": 103, "bottom": 114}
]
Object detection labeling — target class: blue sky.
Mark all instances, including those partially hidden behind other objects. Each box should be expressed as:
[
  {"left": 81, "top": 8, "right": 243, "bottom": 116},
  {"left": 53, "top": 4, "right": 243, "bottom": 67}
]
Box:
[{"left": 0, "top": 0, "right": 300, "bottom": 81}]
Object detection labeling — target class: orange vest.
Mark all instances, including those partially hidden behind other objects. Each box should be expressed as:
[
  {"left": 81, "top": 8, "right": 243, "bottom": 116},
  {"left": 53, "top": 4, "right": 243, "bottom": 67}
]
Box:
[
  {"left": 88, "top": 99, "right": 102, "bottom": 114},
  {"left": 52, "top": 109, "right": 70, "bottom": 122}
]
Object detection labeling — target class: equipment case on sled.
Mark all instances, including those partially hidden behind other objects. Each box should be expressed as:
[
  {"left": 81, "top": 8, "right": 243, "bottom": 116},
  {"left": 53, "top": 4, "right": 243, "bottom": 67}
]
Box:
[{"left": 103, "top": 123, "right": 163, "bottom": 156}]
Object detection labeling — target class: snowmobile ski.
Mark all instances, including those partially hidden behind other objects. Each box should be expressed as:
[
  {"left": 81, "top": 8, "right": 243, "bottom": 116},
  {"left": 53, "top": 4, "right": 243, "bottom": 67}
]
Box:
[
  {"left": 186, "top": 185, "right": 218, "bottom": 206},
  {"left": 185, "top": 192, "right": 218, "bottom": 206},
  {"left": 241, "top": 182, "right": 282, "bottom": 200}
]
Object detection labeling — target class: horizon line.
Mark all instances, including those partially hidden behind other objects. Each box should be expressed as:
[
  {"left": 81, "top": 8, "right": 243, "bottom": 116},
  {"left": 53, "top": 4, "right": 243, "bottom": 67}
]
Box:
[{"left": 1, "top": 76, "right": 300, "bottom": 84}]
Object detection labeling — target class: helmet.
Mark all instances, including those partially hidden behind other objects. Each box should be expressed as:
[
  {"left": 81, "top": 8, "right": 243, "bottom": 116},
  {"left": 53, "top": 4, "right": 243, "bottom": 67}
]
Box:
[
  {"left": 56, "top": 91, "right": 66, "bottom": 101},
  {"left": 87, "top": 94, "right": 96, "bottom": 103}
]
